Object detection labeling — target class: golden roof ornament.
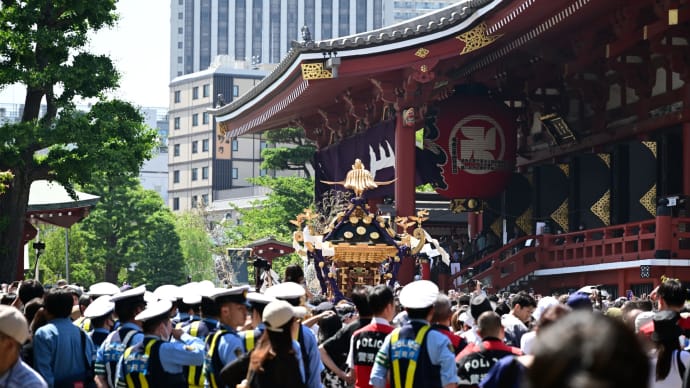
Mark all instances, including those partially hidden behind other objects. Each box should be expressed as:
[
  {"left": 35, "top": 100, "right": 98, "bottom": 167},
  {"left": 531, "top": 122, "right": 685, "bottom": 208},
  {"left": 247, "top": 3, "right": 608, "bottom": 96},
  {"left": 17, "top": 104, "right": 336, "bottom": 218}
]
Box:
[{"left": 320, "top": 159, "right": 395, "bottom": 197}]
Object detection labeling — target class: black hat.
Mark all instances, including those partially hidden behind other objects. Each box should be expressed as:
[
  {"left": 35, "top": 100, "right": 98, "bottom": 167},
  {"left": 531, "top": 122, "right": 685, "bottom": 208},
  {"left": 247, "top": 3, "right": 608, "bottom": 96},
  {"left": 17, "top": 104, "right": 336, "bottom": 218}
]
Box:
[
  {"left": 652, "top": 310, "right": 681, "bottom": 343},
  {"left": 470, "top": 294, "right": 493, "bottom": 320}
]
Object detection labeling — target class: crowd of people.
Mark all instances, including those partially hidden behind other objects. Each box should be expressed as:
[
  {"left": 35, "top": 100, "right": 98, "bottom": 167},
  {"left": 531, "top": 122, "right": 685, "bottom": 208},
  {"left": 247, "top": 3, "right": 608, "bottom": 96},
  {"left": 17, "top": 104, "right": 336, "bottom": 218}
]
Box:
[{"left": 1, "top": 270, "right": 690, "bottom": 388}]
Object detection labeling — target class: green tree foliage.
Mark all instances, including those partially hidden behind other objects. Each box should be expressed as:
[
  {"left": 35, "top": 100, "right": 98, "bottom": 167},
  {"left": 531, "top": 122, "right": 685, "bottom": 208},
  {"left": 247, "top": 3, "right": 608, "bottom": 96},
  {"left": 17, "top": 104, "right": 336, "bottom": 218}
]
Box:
[
  {"left": 260, "top": 128, "right": 316, "bottom": 178},
  {"left": 175, "top": 211, "right": 217, "bottom": 282},
  {"left": 226, "top": 176, "right": 314, "bottom": 287},
  {"left": 227, "top": 176, "right": 315, "bottom": 246},
  {"left": 0, "top": 1, "right": 157, "bottom": 283},
  {"left": 79, "top": 176, "right": 186, "bottom": 287},
  {"left": 34, "top": 225, "right": 95, "bottom": 286}
]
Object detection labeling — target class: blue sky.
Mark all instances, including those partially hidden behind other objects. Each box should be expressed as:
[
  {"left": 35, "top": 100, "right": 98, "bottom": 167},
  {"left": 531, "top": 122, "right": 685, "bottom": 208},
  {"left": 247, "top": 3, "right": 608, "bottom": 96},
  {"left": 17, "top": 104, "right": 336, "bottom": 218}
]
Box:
[{"left": 0, "top": 0, "right": 170, "bottom": 108}]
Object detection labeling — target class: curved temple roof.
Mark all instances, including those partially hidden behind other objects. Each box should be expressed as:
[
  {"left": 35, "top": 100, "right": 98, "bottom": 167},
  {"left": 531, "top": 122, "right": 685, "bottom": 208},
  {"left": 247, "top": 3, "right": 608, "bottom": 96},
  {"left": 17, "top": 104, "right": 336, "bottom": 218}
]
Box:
[{"left": 209, "top": 0, "right": 502, "bottom": 128}]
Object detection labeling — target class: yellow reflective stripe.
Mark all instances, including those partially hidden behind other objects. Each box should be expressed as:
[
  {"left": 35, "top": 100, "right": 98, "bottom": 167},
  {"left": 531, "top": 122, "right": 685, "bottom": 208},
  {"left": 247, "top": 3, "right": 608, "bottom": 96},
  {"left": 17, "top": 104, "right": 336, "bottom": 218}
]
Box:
[
  {"left": 391, "top": 329, "right": 402, "bottom": 388},
  {"left": 190, "top": 321, "right": 200, "bottom": 337},
  {"left": 207, "top": 331, "right": 225, "bottom": 388},
  {"left": 83, "top": 318, "right": 91, "bottom": 331},
  {"left": 404, "top": 326, "right": 429, "bottom": 388},
  {"left": 246, "top": 330, "right": 254, "bottom": 351},
  {"left": 139, "top": 339, "right": 156, "bottom": 388},
  {"left": 125, "top": 374, "right": 135, "bottom": 388}
]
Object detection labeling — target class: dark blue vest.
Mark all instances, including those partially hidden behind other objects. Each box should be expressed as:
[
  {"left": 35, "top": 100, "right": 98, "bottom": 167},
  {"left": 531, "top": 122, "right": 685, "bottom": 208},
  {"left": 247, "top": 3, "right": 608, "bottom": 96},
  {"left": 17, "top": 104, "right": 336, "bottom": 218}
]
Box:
[{"left": 390, "top": 321, "right": 442, "bottom": 388}]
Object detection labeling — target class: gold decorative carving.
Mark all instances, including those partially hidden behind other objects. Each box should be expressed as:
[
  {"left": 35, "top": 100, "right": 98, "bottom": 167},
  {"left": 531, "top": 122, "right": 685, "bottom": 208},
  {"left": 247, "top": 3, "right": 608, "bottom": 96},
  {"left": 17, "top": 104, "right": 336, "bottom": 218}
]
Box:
[
  {"left": 558, "top": 163, "right": 570, "bottom": 177},
  {"left": 590, "top": 189, "right": 610, "bottom": 226},
  {"left": 516, "top": 207, "right": 533, "bottom": 235},
  {"left": 420, "top": 64, "right": 428, "bottom": 73},
  {"left": 551, "top": 199, "right": 569, "bottom": 232},
  {"left": 301, "top": 63, "right": 332, "bottom": 80},
  {"left": 640, "top": 183, "right": 657, "bottom": 216},
  {"left": 456, "top": 22, "right": 502, "bottom": 55},
  {"left": 643, "top": 141, "right": 657, "bottom": 158},
  {"left": 217, "top": 121, "right": 229, "bottom": 136},
  {"left": 415, "top": 48, "right": 430, "bottom": 58},
  {"left": 598, "top": 153, "right": 611, "bottom": 169}
]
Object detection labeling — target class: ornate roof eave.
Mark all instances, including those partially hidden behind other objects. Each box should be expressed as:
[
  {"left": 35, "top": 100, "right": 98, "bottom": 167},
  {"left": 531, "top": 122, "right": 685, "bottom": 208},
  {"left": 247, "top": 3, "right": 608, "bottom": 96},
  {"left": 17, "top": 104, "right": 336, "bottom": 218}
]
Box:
[{"left": 209, "top": 0, "right": 504, "bottom": 125}]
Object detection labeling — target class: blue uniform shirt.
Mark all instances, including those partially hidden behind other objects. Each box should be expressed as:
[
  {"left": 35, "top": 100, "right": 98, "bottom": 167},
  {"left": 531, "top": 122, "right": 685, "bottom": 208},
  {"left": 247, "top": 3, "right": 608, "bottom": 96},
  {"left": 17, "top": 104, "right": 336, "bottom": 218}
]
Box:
[
  {"left": 300, "top": 323, "right": 325, "bottom": 388},
  {"left": 33, "top": 318, "right": 97, "bottom": 386},
  {"left": 369, "top": 319, "right": 459, "bottom": 388},
  {"left": 216, "top": 323, "right": 245, "bottom": 366},
  {"left": 116, "top": 333, "right": 206, "bottom": 384}
]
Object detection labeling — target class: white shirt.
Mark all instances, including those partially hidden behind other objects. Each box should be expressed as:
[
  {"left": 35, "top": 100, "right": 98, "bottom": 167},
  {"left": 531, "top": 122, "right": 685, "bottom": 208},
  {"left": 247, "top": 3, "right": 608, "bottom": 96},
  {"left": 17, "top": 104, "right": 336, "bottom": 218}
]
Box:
[{"left": 648, "top": 349, "right": 690, "bottom": 388}]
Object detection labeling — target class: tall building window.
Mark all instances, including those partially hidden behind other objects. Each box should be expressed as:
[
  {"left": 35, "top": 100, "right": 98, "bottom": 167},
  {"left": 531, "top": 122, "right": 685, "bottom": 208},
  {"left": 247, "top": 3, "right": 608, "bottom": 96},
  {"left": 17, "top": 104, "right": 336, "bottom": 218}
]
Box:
[
  {"left": 192, "top": 113, "right": 199, "bottom": 126},
  {"left": 173, "top": 170, "right": 180, "bottom": 183},
  {"left": 177, "top": 56, "right": 183, "bottom": 64},
  {"left": 178, "top": 41, "right": 183, "bottom": 49},
  {"left": 184, "top": 0, "right": 194, "bottom": 74},
  {"left": 232, "top": 139, "right": 239, "bottom": 151},
  {"left": 201, "top": 194, "right": 209, "bottom": 205},
  {"left": 202, "top": 166, "right": 209, "bottom": 179},
  {"left": 202, "top": 112, "right": 209, "bottom": 124},
  {"left": 202, "top": 139, "right": 209, "bottom": 152},
  {"left": 192, "top": 141, "right": 198, "bottom": 153},
  {"left": 232, "top": 168, "right": 239, "bottom": 179},
  {"left": 192, "top": 168, "right": 198, "bottom": 181},
  {"left": 202, "top": 84, "right": 210, "bottom": 97},
  {"left": 304, "top": 0, "right": 315, "bottom": 42},
  {"left": 173, "top": 197, "right": 180, "bottom": 210},
  {"left": 174, "top": 117, "right": 180, "bottom": 129},
  {"left": 251, "top": 0, "right": 263, "bottom": 60},
  {"left": 178, "top": 12, "right": 183, "bottom": 19},
  {"left": 260, "top": 140, "right": 268, "bottom": 151},
  {"left": 321, "top": 0, "right": 333, "bottom": 39},
  {"left": 374, "top": 0, "right": 383, "bottom": 29},
  {"left": 339, "top": 0, "right": 350, "bottom": 36},
  {"left": 235, "top": 0, "right": 247, "bottom": 60},
  {"left": 178, "top": 27, "right": 183, "bottom": 34},
  {"left": 287, "top": 0, "right": 298, "bottom": 45},
  {"left": 173, "top": 144, "right": 180, "bottom": 156},
  {"left": 192, "top": 86, "right": 199, "bottom": 99},
  {"left": 233, "top": 85, "right": 239, "bottom": 97},
  {"left": 199, "top": 0, "right": 212, "bottom": 70},
  {"left": 191, "top": 195, "right": 198, "bottom": 208},
  {"left": 174, "top": 90, "right": 181, "bottom": 103},
  {"left": 269, "top": 0, "right": 281, "bottom": 63},
  {"left": 356, "top": 0, "right": 367, "bottom": 33},
  {"left": 217, "top": 0, "right": 229, "bottom": 54},
  {"left": 260, "top": 168, "right": 267, "bottom": 177}
]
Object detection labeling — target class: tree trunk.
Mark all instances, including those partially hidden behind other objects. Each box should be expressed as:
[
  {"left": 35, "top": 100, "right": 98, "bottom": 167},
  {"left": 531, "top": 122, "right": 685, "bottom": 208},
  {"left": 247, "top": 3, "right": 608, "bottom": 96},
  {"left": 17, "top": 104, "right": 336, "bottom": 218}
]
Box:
[
  {"left": 105, "top": 260, "right": 119, "bottom": 284},
  {"left": 0, "top": 171, "right": 32, "bottom": 283}
]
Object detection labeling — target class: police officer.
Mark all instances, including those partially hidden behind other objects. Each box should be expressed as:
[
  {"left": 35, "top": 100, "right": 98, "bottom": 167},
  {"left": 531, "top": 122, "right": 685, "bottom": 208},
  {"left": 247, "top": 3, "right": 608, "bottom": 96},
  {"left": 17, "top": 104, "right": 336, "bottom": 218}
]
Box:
[
  {"left": 76, "top": 282, "right": 120, "bottom": 332},
  {"left": 95, "top": 285, "right": 147, "bottom": 388},
  {"left": 204, "top": 285, "right": 251, "bottom": 388},
  {"left": 265, "top": 282, "right": 324, "bottom": 388},
  {"left": 83, "top": 295, "right": 116, "bottom": 347},
  {"left": 238, "top": 292, "right": 276, "bottom": 352},
  {"left": 369, "top": 280, "right": 459, "bottom": 388},
  {"left": 116, "top": 299, "right": 205, "bottom": 387},
  {"left": 175, "top": 293, "right": 202, "bottom": 329}
]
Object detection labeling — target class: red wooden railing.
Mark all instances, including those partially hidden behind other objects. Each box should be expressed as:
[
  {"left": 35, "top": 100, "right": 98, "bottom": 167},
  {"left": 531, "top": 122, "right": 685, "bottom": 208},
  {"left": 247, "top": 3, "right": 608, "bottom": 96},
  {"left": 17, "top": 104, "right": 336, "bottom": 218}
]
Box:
[{"left": 457, "top": 217, "right": 690, "bottom": 291}]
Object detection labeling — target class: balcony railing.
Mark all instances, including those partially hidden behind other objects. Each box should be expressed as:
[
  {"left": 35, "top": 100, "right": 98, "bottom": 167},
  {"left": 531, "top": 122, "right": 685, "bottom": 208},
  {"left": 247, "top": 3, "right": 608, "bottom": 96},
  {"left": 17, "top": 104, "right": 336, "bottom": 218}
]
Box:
[{"left": 457, "top": 217, "right": 690, "bottom": 291}]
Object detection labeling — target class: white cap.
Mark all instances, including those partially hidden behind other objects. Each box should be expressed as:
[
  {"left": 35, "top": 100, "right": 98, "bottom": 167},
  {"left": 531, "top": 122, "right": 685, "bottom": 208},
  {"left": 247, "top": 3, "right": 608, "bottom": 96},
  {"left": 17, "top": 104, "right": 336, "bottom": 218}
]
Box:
[
  {"left": 262, "top": 300, "right": 307, "bottom": 332},
  {"left": 144, "top": 291, "right": 157, "bottom": 304},
  {"left": 532, "top": 296, "right": 560, "bottom": 321},
  {"left": 399, "top": 280, "right": 439, "bottom": 309},
  {"left": 87, "top": 282, "right": 120, "bottom": 297},
  {"left": 135, "top": 299, "right": 173, "bottom": 322},
  {"left": 459, "top": 311, "right": 474, "bottom": 327},
  {"left": 198, "top": 280, "right": 215, "bottom": 291},
  {"left": 153, "top": 285, "right": 181, "bottom": 302},
  {"left": 83, "top": 295, "right": 115, "bottom": 319},
  {"left": 264, "top": 282, "right": 305, "bottom": 300},
  {"left": 209, "top": 285, "right": 251, "bottom": 302},
  {"left": 182, "top": 294, "right": 202, "bottom": 305},
  {"left": 247, "top": 292, "right": 277, "bottom": 305},
  {"left": 110, "top": 285, "right": 146, "bottom": 303},
  {"left": 635, "top": 311, "right": 656, "bottom": 333},
  {"left": 0, "top": 305, "right": 30, "bottom": 344}
]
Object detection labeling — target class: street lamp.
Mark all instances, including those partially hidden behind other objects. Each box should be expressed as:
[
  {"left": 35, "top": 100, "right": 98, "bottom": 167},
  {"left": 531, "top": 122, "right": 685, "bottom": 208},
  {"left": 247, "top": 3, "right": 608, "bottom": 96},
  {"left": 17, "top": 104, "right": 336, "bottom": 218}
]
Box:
[{"left": 33, "top": 241, "right": 45, "bottom": 280}]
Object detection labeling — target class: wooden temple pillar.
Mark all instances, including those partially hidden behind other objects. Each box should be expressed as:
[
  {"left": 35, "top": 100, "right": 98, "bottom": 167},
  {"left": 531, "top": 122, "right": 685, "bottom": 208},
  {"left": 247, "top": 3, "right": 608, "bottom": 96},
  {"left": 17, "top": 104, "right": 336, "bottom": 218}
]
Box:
[{"left": 394, "top": 108, "right": 422, "bottom": 283}]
